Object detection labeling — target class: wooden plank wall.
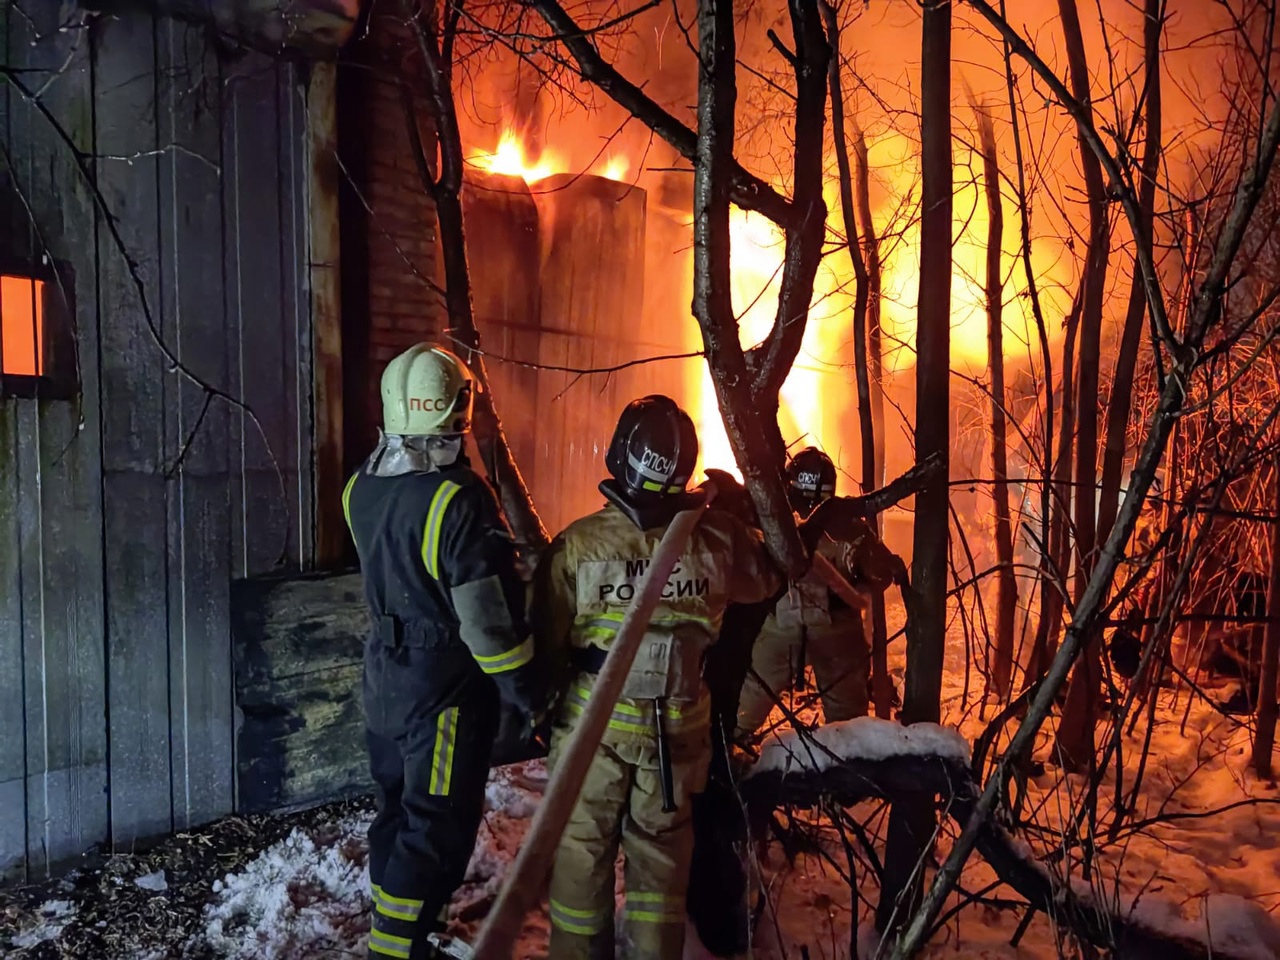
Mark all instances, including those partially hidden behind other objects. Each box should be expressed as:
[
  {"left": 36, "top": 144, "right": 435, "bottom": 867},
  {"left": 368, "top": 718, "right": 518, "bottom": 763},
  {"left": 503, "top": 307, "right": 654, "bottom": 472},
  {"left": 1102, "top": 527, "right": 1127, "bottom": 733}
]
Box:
[
  {"left": 0, "top": 6, "right": 108, "bottom": 882},
  {"left": 0, "top": 12, "right": 314, "bottom": 879}
]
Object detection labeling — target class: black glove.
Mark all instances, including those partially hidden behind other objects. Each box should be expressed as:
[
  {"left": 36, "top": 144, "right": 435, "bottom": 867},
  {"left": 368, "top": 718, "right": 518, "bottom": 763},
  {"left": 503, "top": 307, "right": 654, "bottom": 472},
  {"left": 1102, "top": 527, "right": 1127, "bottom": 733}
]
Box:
[
  {"left": 704, "top": 469, "right": 759, "bottom": 527},
  {"left": 490, "top": 702, "right": 550, "bottom": 767}
]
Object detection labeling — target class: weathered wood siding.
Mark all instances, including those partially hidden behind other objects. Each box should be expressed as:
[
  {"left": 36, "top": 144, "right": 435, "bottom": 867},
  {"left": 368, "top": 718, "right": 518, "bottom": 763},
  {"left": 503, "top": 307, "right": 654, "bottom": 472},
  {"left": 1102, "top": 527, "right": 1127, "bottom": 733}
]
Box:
[
  {"left": 231, "top": 572, "right": 369, "bottom": 814},
  {"left": 0, "top": 11, "right": 314, "bottom": 880}
]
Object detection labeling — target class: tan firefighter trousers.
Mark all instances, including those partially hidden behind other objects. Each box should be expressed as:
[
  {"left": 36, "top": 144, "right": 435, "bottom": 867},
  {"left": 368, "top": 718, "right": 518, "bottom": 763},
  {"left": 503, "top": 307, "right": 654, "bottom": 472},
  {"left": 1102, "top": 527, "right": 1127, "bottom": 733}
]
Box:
[
  {"left": 736, "top": 611, "right": 870, "bottom": 738},
  {"left": 546, "top": 716, "right": 710, "bottom": 959}
]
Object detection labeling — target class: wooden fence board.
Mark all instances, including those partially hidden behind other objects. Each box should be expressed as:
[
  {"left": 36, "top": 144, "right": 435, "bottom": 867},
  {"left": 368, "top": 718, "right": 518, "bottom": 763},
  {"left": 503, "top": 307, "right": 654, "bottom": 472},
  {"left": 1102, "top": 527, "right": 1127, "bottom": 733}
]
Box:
[
  {"left": 223, "top": 58, "right": 294, "bottom": 578},
  {"left": 94, "top": 20, "right": 175, "bottom": 849},
  {"left": 4, "top": 12, "right": 110, "bottom": 878}
]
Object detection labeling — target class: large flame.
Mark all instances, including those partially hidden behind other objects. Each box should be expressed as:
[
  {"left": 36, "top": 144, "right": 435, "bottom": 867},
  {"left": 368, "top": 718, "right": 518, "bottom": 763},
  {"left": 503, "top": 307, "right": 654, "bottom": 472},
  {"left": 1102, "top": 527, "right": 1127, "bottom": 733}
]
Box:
[
  {"left": 466, "top": 126, "right": 1068, "bottom": 492},
  {"left": 469, "top": 128, "right": 630, "bottom": 183},
  {"left": 692, "top": 129, "right": 1070, "bottom": 482},
  {"left": 471, "top": 131, "right": 561, "bottom": 181},
  {"left": 694, "top": 209, "right": 853, "bottom": 482}
]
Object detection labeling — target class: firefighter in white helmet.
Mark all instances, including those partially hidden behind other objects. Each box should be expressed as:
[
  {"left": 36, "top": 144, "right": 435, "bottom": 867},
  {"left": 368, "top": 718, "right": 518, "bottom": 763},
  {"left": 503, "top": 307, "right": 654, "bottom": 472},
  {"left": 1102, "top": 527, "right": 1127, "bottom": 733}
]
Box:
[{"left": 343, "top": 343, "right": 543, "bottom": 960}]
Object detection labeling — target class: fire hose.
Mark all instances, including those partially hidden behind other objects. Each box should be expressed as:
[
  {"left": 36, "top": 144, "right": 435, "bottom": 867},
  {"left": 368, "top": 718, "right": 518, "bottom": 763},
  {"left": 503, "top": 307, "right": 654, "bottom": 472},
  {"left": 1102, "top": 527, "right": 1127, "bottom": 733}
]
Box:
[{"left": 470, "top": 482, "right": 719, "bottom": 959}]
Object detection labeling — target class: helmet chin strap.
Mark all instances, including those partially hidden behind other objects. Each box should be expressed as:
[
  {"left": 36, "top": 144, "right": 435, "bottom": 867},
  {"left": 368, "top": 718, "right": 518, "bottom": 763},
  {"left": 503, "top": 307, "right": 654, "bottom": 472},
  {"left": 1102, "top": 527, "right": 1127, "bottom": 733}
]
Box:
[{"left": 368, "top": 432, "right": 463, "bottom": 477}]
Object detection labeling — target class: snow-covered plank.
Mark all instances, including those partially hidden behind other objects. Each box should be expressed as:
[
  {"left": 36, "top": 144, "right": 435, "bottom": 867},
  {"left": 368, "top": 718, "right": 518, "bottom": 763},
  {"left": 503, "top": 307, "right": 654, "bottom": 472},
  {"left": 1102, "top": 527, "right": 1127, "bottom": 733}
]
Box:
[{"left": 747, "top": 715, "right": 971, "bottom": 778}]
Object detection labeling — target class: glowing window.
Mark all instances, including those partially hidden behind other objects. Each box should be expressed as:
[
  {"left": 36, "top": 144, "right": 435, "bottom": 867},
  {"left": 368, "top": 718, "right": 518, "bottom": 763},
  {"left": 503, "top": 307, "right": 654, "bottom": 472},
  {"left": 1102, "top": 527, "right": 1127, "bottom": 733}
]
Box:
[{"left": 0, "top": 274, "right": 45, "bottom": 377}]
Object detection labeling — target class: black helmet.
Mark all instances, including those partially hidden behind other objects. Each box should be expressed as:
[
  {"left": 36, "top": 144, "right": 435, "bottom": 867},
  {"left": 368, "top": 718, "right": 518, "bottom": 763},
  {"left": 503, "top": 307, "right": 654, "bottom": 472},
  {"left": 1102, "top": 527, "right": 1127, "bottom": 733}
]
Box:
[
  {"left": 786, "top": 446, "right": 836, "bottom": 516},
  {"left": 605, "top": 395, "right": 699, "bottom": 500}
]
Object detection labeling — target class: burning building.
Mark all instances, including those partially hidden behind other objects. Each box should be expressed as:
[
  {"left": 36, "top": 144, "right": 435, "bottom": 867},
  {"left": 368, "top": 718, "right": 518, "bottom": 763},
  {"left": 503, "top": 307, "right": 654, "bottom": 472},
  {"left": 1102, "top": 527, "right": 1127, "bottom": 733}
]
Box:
[{"left": 1, "top": 0, "right": 1241, "bottom": 886}]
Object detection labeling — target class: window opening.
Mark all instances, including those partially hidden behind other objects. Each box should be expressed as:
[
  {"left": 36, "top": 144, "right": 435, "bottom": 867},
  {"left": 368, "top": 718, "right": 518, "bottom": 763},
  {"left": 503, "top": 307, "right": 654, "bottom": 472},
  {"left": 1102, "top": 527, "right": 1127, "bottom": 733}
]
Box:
[{"left": 0, "top": 274, "right": 46, "bottom": 377}]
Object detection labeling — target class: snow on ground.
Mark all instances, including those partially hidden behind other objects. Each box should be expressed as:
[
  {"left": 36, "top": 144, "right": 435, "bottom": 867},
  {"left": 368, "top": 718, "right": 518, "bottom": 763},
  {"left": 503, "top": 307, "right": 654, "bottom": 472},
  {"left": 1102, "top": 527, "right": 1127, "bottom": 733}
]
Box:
[
  {"left": 4, "top": 596, "right": 1279, "bottom": 959},
  {"left": 7, "top": 899, "right": 76, "bottom": 950},
  {"left": 739, "top": 597, "right": 1280, "bottom": 959},
  {"left": 187, "top": 764, "right": 550, "bottom": 959},
  {"left": 201, "top": 810, "right": 374, "bottom": 958}
]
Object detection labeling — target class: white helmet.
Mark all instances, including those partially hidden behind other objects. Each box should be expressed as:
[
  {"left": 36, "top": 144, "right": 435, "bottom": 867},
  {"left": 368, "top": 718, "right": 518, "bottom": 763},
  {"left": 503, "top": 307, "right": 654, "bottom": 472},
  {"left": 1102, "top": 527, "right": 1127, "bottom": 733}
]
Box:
[{"left": 381, "top": 343, "right": 475, "bottom": 436}]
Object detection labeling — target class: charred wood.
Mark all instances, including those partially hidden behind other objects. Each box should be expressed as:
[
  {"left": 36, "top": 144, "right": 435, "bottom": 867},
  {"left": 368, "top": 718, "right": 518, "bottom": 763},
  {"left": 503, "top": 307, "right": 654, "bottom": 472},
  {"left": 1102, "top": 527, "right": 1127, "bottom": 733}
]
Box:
[{"left": 81, "top": 0, "right": 361, "bottom": 56}]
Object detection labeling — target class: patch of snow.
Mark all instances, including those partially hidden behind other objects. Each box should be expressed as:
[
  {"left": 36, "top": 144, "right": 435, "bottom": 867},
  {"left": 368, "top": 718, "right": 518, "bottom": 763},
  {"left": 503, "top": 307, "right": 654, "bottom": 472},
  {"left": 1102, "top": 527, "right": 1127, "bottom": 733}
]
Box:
[
  {"left": 747, "top": 716, "right": 971, "bottom": 777},
  {"left": 484, "top": 767, "right": 538, "bottom": 819},
  {"left": 11, "top": 898, "right": 76, "bottom": 949},
  {"left": 199, "top": 812, "right": 373, "bottom": 959},
  {"left": 1131, "top": 893, "right": 1280, "bottom": 960},
  {"left": 135, "top": 869, "right": 169, "bottom": 892}
]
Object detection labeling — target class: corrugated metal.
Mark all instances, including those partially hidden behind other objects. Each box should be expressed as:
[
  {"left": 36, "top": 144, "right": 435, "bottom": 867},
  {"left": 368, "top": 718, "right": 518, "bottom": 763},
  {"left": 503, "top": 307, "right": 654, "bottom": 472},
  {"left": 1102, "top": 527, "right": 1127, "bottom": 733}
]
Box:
[{"left": 0, "top": 11, "right": 314, "bottom": 879}]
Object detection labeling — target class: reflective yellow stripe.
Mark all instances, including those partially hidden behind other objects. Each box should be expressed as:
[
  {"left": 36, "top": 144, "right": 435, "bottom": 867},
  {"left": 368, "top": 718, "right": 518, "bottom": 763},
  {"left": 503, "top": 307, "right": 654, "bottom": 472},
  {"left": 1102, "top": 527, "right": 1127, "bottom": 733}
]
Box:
[
  {"left": 342, "top": 473, "right": 358, "bottom": 533},
  {"left": 624, "top": 892, "right": 685, "bottom": 923},
  {"left": 421, "top": 480, "right": 462, "bottom": 579},
  {"left": 376, "top": 900, "right": 423, "bottom": 922},
  {"left": 472, "top": 635, "right": 535, "bottom": 675},
  {"left": 372, "top": 885, "right": 425, "bottom": 922},
  {"left": 624, "top": 908, "right": 686, "bottom": 923},
  {"left": 429, "top": 707, "right": 459, "bottom": 796},
  {"left": 568, "top": 685, "right": 710, "bottom": 722},
  {"left": 550, "top": 898, "right": 608, "bottom": 935},
  {"left": 369, "top": 929, "right": 413, "bottom": 958},
  {"left": 562, "top": 697, "right": 710, "bottom": 736}
]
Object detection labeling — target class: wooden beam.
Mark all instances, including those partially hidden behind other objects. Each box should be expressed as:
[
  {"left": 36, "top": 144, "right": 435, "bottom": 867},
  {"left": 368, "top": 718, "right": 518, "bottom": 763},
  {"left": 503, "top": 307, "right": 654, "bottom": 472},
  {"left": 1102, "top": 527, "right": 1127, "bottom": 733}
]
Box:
[
  {"left": 83, "top": 1, "right": 363, "bottom": 57},
  {"left": 308, "top": 61, "right": 346, "bottom": 567}
]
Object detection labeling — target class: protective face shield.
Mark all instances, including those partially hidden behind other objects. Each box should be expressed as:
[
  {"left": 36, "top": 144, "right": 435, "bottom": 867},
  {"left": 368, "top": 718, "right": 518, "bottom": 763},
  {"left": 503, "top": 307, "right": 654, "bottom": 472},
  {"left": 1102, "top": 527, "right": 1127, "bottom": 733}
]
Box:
[
  {"left": 786, "top": 446, "right": 837, "bottom": 517},
  {"left": 381, "top": 343, "right": 475, "bottom": 436},
  {"left": 367, "top": 432, "right": 464, "bottom": 478}
]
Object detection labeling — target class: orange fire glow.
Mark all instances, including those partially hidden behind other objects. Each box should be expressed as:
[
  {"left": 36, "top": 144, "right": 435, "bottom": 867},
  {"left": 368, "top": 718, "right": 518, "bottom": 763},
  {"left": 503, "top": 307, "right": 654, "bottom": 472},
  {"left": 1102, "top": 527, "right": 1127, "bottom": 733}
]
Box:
[
  {"left": 471, "top": 131, "right": 561, "bottom": 182},
  {"left": 466, "top": 126, "right": 1069, "bottom": 489},
  {"left": 469, "top": 129, "right": 631, "bottom": 184},
  {"left": 1, "top": 275, "right": 45, "bottom": 377},
  {"left": 600, "top": 154, "right": 629, "bottom": 182},
  {"left": 693, "top": 209, "right": 855, "bottom": 483}
]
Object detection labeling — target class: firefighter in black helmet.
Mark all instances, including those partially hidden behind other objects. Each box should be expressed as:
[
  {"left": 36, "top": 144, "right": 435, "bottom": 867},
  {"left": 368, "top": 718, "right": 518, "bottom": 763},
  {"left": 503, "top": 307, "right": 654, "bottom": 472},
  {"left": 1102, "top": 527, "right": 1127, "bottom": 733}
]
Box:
[
  {"left": 736, "top": 446, "right": 899, "bottom": 737},
  {"left": 343, "top": 344, "right": 544, "bottom": 960},
  {"left": 532, "top": 395, "right": 782, "bottom": 959}
]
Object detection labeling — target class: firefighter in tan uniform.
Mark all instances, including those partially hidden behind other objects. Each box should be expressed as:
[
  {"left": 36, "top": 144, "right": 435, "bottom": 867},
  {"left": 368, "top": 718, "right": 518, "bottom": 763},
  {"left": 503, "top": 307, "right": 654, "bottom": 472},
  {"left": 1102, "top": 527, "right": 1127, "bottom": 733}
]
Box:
[
  {"left": 532, "top": 396, "right": 782, "bottom": 960},
  {"left": 736, "top": 447, "right": 899, "bottom": 738}
]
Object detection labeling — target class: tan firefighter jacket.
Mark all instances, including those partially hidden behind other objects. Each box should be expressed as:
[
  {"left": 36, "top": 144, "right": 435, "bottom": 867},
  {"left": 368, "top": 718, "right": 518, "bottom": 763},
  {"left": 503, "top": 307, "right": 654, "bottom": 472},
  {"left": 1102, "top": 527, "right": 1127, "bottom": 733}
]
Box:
[
  {"left": 774, "top": 518, "right": 897, "bottom": 628},
  {"left": 533, "top": 502, "right": 782, "bottom": 740}
]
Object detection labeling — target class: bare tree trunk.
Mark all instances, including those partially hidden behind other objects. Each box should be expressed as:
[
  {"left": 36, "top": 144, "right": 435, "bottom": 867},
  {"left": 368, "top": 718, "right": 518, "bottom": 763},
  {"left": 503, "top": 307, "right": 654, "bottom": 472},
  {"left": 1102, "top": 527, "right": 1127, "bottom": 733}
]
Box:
[
  {"left": 976, "top": 104, "right": 1017, "bottom": 698},
  {"left": 1095, "top": 0, "right": 1163, "bottom": 549},
  {"left": 878, "top": 0, "right": 951, "bottom": 934},
  {"left": 851, "top": 122, "right": 893, "bottom": 713},
  {"left": 696, "top": 0, "right": 828, "bottom": 577},
  {"left": 998, "top": 21, "right": 1058, "bottom": 698},
  {"left": 823, "top": 1, "right": 892, "bottom": 717},
  {"left": 1026, "top": 291, "right": 1080, "bottom": 686},
  {"left": 1254, "top": 457, "right": 1280, "bottom": 777},
  {"left": 887, "top": 5, "right": 1280, "bottom": 946},
  {"left": 853, "top": 125, "right": 887, "bottom": 488},
  {"left": 1054, "top": 0, "right": 1115, "bottom": 773},
  {"left": 404, "top": 0, "right": 549, "bottom": 551}
]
